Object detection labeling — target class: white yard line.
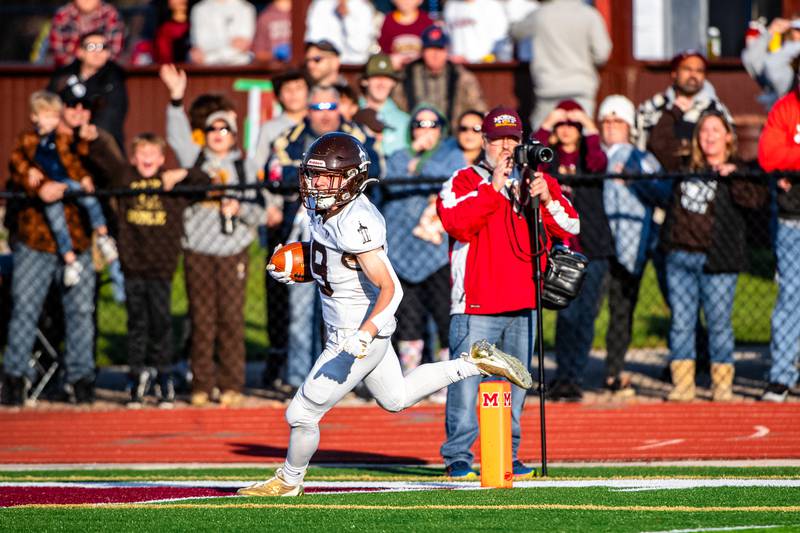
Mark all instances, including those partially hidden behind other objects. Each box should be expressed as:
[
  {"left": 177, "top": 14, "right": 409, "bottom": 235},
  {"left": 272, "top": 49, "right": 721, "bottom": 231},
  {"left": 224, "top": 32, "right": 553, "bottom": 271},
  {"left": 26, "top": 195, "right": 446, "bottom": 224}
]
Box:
[
  {"left": 640, "top": 526, "right": 781, "bottom": 533},
  {"left": 2, "top": 479, "right": 800, "bottom": 491}
]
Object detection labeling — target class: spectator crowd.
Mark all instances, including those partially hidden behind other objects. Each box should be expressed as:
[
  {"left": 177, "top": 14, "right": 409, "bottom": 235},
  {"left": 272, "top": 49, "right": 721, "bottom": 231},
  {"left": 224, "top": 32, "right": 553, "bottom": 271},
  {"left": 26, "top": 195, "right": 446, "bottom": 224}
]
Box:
[{"left": 1, "top": 0, "right": 799, "bottom": 418}]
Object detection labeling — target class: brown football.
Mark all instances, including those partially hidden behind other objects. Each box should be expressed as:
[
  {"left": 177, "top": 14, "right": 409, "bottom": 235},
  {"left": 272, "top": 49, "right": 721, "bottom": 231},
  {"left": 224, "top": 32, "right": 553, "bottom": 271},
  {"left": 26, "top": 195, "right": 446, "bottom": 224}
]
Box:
[{"left": 269, "top": 241, "right": 313, "bottom": 283}]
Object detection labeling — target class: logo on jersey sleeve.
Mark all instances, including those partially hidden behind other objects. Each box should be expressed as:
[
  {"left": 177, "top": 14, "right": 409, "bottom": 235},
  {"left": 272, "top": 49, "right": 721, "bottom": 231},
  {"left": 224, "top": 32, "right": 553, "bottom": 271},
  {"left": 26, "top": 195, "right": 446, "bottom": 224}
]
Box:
[{"left": 357, "top": 222, "right": 371, "bottom": 244}]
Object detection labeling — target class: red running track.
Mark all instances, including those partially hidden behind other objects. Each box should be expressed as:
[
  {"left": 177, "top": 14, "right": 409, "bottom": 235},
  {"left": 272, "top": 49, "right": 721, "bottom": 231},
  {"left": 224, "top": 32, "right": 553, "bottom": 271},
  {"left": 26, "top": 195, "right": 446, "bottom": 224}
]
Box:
[{"left": 1, "top": 403, "right": 799, "bottom": 464}]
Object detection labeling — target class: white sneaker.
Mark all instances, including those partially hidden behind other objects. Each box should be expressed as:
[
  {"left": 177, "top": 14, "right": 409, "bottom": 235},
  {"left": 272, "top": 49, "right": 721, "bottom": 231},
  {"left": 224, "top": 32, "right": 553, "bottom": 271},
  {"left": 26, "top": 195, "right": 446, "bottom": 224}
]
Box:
[
  {"left": 462, "top": 339, "right": 533, "bottom": 389},
  {"left": 96, "top": 235, "right": 119, "bottom": 264},
  {"left": 63, "top": 261, "right": 84, "bottom": 287}
]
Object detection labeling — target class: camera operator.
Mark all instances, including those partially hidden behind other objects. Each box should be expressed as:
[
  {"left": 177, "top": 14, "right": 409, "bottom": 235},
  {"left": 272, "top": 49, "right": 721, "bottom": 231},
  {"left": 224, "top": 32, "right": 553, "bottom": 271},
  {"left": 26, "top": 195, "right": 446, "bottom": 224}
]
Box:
[{"left": 436, "top": 107, "right": 579, "bottom": 480}]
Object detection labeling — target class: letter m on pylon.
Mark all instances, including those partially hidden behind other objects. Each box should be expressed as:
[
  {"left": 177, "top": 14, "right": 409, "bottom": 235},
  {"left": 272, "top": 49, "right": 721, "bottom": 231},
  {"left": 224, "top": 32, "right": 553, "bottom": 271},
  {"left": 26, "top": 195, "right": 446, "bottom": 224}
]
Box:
[
  {"left": 482, "top": 392, "right": 499, "bottom": 407},
  {"left": 503, "top": 392, "right": 512, "bottom": 407}
]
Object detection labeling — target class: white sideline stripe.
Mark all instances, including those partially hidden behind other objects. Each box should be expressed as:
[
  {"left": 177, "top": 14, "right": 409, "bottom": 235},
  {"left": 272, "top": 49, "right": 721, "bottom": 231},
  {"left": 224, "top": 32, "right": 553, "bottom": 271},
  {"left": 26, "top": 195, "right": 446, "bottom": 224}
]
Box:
[
  {"left": 640, "top": 526, "right": 781, "bottom": 533},
  {"left": 2, "top": 459, "right": 800, "bottom": 470},
  {"left": 3, "top": 479, "right": 800, "bottom": 491}
]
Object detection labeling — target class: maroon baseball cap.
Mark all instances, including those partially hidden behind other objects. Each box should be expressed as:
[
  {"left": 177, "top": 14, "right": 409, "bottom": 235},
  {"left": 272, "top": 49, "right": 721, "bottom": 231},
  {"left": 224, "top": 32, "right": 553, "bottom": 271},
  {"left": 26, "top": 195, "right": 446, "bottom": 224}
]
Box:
[{"left": 482, "top": 107, "right": 523, "bottom": 141}]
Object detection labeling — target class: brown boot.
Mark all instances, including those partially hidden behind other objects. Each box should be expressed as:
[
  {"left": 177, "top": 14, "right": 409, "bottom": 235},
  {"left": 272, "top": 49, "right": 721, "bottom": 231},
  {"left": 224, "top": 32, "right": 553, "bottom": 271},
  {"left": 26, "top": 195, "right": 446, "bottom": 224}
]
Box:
[
  {"left": 667, "top": 360, "right": 695, "bottom": 402},
  {"left": 711, "top": 363, "right": 734, "bottom": 401}
]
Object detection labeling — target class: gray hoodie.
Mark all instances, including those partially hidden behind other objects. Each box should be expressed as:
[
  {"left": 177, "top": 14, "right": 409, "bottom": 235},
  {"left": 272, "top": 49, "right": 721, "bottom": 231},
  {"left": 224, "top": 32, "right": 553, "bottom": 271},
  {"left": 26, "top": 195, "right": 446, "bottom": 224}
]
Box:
[{"left": 166, "top": 104, "right": 264, "bottom": 256}]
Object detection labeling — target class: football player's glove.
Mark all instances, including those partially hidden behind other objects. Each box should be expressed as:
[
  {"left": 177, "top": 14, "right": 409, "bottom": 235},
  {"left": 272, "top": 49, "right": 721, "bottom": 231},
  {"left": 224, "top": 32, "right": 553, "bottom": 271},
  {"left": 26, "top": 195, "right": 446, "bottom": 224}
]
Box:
[
  {"left": 341, "top": 330, "right": 373, "bottom": 359},
  {"left": 266, "top": 244, "right": 296, "bottom": 285}
]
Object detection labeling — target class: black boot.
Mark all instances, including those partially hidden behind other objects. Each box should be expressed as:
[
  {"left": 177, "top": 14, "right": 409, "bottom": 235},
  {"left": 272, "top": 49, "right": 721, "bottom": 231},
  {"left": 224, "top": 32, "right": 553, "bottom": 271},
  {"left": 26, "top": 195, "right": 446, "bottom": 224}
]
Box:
[
  {"left": 1, "top": 374, "right": 27, "bottom": 406},
  {"left": 73, "top": 376, "right": 96, "bottom": 404}
]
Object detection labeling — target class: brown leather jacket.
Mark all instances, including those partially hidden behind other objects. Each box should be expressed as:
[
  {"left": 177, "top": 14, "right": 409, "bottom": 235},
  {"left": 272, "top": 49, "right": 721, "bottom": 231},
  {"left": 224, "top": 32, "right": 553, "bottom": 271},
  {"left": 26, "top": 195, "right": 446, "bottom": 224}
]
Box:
[{"left": 8, "top": 129, "right": 92, "bottom": 254}]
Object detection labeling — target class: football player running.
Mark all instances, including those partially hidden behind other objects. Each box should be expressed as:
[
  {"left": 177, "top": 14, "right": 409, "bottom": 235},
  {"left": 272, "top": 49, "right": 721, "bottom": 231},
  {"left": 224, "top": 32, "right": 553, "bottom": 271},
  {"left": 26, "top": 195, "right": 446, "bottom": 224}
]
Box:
[{"left": 238, "top": 132, "right": 533, "bottom": 497}]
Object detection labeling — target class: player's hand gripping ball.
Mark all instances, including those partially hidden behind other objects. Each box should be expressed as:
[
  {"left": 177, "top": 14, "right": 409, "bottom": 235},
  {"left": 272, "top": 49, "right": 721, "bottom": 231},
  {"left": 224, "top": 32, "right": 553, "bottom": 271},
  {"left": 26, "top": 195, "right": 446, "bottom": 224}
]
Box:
[{"left": 267, "top": 242, "right": 313, "bottom": 284}]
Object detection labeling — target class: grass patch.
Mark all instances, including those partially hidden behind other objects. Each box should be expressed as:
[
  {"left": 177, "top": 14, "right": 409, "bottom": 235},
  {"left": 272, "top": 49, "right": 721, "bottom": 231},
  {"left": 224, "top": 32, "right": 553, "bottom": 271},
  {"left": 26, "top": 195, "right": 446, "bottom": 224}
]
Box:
[{"left": 91, "top": 246, "right": 776, "bottom": 365}]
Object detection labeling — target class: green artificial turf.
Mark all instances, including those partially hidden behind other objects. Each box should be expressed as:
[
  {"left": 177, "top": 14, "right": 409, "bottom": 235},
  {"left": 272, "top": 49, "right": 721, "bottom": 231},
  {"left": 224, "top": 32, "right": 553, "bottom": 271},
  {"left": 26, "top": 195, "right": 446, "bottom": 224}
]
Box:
[{"left": 3, "top": 484, "right": 800, "bottom": 532}]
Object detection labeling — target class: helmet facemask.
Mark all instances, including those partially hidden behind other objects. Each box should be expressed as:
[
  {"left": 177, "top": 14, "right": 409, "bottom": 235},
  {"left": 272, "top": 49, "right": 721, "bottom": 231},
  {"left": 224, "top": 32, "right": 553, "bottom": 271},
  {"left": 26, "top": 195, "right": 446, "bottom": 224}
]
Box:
[{"left": 300, "top": 164, "right": 370, "bottom": 212}]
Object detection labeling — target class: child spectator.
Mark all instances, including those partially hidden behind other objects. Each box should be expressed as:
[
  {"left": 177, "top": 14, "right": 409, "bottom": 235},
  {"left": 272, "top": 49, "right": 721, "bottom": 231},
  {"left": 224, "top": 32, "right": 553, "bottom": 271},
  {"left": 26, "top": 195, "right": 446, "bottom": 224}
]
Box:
[
  {"left": 87, "top": 132, "right": 209, "bottom": 407},
  {"left": 378, "top": 0, "right": 434, "bottom": 69},
  {"left": 154, "top": 0, "right": 191, "bottom": 64},
  {"left": 15, "top": 90, "right": 118, "bottom": 288},
  {"left": 253, "top": 0, "right": 292, "bottom": 65},
  {"left": 49, "top": 0, "right": 125, "bottom": 67},
  {"left": 533, "top": 99, "right": 610, "bottom": 402},
  {"left": 161, "top": 64, "right": 264, "bottom": 407},
  {"left": 662, "top": 112, "right": 766, "bottom": 402}
]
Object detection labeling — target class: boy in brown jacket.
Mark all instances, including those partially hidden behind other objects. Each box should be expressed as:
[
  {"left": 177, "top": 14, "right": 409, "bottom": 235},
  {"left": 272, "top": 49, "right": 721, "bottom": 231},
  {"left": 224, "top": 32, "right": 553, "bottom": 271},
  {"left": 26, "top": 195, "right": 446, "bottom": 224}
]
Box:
[{"left": 88, "top": 132, "right": 209, "bottom": 407}]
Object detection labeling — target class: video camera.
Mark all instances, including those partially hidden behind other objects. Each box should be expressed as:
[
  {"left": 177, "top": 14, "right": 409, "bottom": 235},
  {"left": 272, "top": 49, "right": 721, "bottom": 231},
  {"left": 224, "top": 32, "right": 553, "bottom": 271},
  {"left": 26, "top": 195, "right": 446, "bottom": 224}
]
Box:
[{"left": 513, "top": 140, "right": 554, "bottom": 167}]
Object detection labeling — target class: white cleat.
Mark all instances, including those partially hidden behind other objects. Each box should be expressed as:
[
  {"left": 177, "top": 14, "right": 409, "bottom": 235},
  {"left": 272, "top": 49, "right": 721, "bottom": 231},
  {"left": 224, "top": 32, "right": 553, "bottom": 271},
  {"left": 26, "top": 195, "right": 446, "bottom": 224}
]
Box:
[
  {"left": 237, "top": 468, "right": 304, "bottom": 497},
  {"left": 462, "top": 339, "right": 533, "bottom": 389}
]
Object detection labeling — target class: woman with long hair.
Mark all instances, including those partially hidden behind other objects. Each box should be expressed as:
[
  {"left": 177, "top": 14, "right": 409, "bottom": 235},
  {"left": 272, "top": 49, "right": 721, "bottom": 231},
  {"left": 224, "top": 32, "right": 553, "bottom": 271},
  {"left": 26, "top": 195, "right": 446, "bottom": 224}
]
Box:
[{"left": 662, "top": 111, "right": 766, "bottom": 402}]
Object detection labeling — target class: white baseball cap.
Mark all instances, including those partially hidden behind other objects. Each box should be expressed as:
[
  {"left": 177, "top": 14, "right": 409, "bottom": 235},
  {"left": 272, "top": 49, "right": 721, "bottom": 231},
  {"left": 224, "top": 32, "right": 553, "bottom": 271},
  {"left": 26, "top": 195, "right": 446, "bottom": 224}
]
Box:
[{"left": 598, "top": 95, "right": 636, "bottom": 129}]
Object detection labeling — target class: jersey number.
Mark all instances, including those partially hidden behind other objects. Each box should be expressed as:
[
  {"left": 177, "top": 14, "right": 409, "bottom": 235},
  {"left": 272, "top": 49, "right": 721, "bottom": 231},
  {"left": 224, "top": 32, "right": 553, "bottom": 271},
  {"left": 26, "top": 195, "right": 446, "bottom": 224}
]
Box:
[{"left": 311, "top": 241, "right": 334, "bottom": 296}]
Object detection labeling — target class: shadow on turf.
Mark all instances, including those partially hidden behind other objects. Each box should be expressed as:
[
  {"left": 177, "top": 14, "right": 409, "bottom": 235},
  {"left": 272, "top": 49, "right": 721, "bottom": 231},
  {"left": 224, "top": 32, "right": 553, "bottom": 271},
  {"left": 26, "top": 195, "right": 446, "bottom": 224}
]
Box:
[{"left": 229, "top": 443, "right": 427, "bottom": 465}]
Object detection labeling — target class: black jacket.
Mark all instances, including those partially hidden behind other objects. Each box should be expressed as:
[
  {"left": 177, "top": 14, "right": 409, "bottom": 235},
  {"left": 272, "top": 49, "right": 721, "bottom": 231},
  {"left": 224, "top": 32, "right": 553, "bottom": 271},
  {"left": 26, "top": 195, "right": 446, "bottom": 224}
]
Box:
[
  {"left": 661, "top": 163, "right": 768, "bottom": 273},
  {"left": 48, "top": 60, "right": 129, "bottom": 151}
]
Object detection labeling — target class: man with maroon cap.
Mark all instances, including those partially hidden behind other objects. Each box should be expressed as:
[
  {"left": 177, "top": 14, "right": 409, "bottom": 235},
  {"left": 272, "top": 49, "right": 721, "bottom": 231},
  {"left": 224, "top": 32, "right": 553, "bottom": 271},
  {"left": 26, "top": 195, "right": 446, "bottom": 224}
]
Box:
[
  {"left": 636, "top": 49, "right": 733, "bottom": 171},
  {"left": 436, "top": 106, "right": 580, "bottom": 480}
]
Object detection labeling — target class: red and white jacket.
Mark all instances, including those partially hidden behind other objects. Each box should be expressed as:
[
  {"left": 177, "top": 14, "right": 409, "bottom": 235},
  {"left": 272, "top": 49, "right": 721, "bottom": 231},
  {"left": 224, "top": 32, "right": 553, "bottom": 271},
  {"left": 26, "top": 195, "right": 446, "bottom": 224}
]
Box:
[{"left": 436, "top": 164, "right": 580, "bottom": 315}]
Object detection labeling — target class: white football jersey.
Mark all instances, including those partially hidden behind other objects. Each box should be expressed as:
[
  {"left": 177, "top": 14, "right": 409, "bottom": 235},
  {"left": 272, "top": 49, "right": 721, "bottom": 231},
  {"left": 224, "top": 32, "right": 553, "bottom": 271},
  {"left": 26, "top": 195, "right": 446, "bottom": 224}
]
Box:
[{"left": 309, "top": 194, "right": 392, "bottom": 333}]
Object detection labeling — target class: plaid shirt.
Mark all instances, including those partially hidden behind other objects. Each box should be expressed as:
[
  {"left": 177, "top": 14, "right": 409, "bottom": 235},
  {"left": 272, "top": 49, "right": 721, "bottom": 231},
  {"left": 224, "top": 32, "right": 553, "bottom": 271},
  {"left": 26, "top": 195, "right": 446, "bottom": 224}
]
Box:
[{"left": 49, "top": 2, "right": 124, "bottom": 67}]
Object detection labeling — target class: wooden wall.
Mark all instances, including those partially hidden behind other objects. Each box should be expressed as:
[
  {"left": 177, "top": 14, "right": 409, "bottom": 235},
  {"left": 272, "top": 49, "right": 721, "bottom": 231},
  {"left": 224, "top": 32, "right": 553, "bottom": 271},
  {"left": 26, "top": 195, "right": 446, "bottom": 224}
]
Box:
[{"left": 0, "top": 59, "right": 766, "bottom": 175}]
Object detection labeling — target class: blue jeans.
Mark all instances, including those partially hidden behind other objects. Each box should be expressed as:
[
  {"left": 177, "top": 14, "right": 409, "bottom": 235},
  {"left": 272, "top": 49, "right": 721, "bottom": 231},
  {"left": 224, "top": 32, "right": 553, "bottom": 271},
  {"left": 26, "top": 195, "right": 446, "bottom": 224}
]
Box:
[
  {"left": 666, "top": 251, "right": 737, "bottom": 363},
  {"left": 770, "top": 220, "right": 800, "bottom": 386},
  {"left": 3, "top": 244, "right": 96, "bottom": 382},
  {"left": 441, "top": 312, "right": 534, "bottom": 468},
  {"left": 554, "top": 258, "right": 609, "bottom": 384},
  {"left": 43, "top": 180, "right": 106, "bottom": 257},
  {"left": 284, "top": 282, "right": 322, "bottom": 388}
]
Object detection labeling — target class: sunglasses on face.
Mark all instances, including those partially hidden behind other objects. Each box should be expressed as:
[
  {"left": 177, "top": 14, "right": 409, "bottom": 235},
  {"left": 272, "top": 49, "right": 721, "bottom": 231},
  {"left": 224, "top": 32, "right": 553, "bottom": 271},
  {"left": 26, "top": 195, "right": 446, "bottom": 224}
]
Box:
[
  {"left": 412, "top": 119, "right": 440, "bottom": 129},
  {"left": 309, "top": 102, "right": 338, "bottom": 111},
  {"left": 204, "top": 126, "right": 231, "bottom": 135},
  {"left": 458, "top": 124, "right": 482, "bottom": 133},
  {"left": 82, "top": 42, "right": 107, "bottom": 53},
  {"left": 306, "top": 55, "right": 329, "bottom": 64}
]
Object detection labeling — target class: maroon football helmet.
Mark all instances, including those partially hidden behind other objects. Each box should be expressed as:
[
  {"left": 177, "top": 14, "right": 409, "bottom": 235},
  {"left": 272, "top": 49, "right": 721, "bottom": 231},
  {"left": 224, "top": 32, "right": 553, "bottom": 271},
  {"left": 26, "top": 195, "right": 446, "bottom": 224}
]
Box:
[{"left": 299, "top": 132, "right": 374, "bottom": 211}]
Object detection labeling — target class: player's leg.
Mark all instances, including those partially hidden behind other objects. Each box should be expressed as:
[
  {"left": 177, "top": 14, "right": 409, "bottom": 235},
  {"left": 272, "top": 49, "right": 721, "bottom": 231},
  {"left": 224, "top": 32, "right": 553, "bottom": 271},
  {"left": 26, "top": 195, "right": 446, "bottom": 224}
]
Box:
[
  {"left": 366, "top": 314, "right": 532, "bottom": 412},
  {"left": 365, "top": 335, "right": 481, "bottom": 411},
  {"left": 239, "top": 327, "right": 386, "bottom": 496}
]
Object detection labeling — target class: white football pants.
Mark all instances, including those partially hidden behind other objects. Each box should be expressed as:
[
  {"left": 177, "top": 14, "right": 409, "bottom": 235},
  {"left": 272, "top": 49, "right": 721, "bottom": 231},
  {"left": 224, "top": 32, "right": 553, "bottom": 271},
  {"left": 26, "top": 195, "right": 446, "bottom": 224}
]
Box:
[{"left": 282, "top": 325, "right": 478, "bottom": 481}]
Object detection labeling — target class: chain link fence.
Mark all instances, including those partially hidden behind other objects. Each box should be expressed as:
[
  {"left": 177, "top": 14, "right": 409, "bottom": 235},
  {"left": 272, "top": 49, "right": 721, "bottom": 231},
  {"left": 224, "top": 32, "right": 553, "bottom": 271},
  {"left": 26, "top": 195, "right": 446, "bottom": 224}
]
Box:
[{"left": 0, "top": 172, "right": 796, "bottom": 406}]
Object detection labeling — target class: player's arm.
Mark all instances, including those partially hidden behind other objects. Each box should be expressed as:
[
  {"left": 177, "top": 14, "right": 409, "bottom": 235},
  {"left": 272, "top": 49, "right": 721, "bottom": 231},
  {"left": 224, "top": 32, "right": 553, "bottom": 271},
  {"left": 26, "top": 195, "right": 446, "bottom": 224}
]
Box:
[
  {"left": 340, "top": 247, "right": 403, "bottom": 359},
  {"left": 356, "top": 247, "right": 403, "bottom": 338}
]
